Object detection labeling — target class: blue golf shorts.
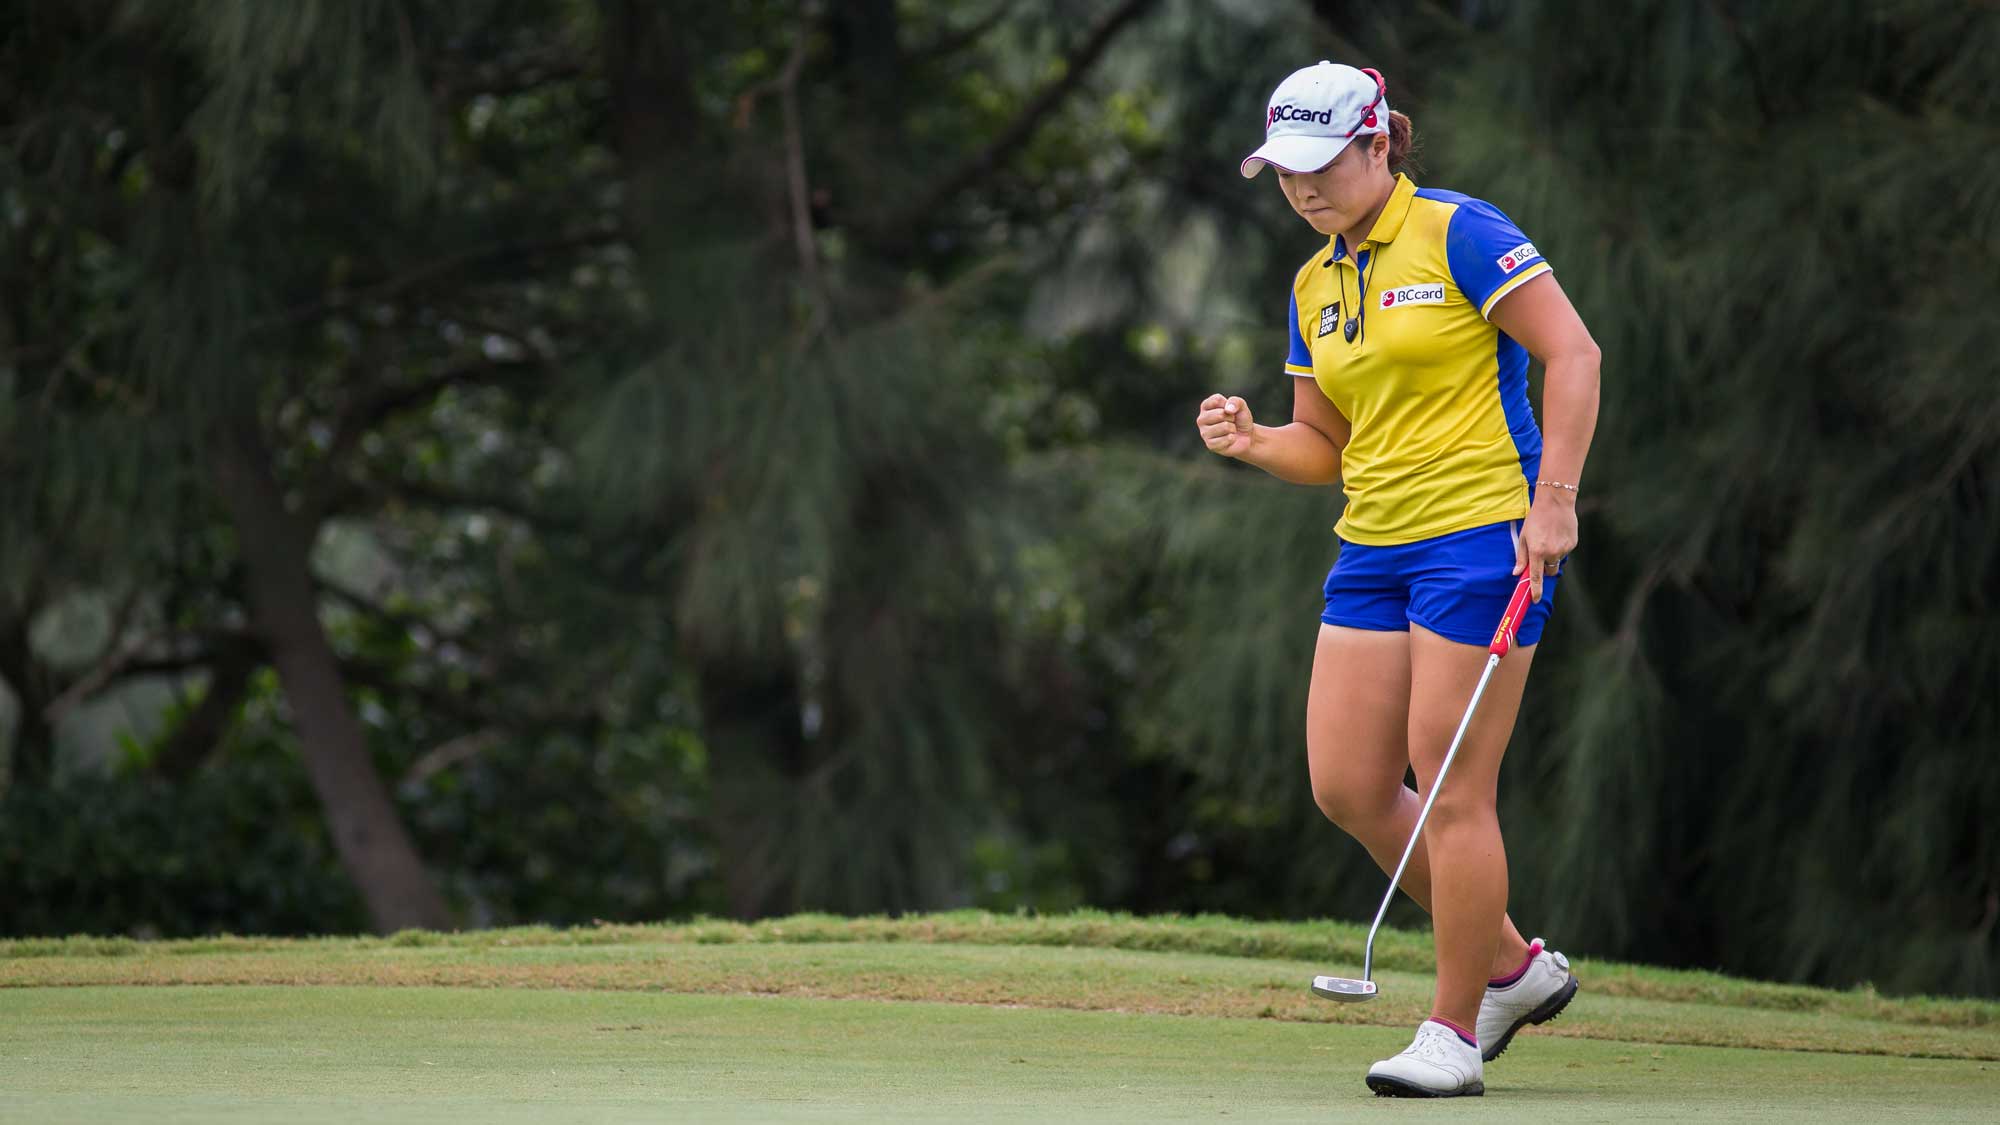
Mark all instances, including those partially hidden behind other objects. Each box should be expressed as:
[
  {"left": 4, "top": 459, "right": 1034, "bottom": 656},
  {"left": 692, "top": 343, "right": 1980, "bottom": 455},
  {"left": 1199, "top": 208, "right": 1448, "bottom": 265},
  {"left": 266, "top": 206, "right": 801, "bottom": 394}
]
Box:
[{"left": 1321, "top": 520, "right": 1557, "bottom": 648}]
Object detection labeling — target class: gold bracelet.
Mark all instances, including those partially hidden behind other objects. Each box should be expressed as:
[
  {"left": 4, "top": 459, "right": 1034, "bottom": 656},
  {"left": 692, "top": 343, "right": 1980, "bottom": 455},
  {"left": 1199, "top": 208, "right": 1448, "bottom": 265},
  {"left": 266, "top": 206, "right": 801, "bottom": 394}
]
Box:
[{"left": 1535, "top": 479, "right": 1580, "bottom": 493}]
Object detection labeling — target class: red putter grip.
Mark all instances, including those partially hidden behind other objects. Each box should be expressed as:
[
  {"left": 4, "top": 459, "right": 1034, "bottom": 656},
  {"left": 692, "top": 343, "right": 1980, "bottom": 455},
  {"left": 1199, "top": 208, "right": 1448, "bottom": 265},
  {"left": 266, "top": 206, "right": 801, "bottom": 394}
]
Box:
[{"left": 1488, "top": 577, "right": 1535, "bottom": 657}]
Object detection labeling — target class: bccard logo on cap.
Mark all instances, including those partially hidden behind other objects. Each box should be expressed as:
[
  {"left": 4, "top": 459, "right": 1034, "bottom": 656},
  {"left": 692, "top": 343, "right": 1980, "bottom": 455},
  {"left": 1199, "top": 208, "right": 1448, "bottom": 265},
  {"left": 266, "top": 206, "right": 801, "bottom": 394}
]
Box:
[
  {"left": 1241, "top": 62, "right": 1392, "bottom": 179},
  {"left": 1268, "top": 104, "right": 1338, "bottom": 131},
  {"left": 1497, "top": 242, "right": 1539, "bottom": 273}
]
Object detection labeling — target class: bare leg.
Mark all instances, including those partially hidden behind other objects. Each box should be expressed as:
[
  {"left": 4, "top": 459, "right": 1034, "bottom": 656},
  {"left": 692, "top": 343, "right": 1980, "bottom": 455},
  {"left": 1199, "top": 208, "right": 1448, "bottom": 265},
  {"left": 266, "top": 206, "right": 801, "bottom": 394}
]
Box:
[
  {"left": 1306, "top": 624, "right": 1533, "bottom": 979},
  {"left": 1405, "top": 623, "right": 1538, "bottom": 1031}
]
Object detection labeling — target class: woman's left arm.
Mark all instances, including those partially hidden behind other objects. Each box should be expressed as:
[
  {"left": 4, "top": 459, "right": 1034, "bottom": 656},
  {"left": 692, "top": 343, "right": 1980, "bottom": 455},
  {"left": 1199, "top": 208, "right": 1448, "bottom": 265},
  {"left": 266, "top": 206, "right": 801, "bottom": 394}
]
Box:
[{"left": 1487, "top": 272, "right": 1601, "bottom": 603}]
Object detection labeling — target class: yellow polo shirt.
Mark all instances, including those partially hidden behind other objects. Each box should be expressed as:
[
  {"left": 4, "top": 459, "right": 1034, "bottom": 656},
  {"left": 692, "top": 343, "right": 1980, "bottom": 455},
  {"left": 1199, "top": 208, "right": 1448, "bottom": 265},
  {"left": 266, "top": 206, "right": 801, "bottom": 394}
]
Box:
[{"left": 1284, "top": 174, "right": 1553, "bottom": 546}]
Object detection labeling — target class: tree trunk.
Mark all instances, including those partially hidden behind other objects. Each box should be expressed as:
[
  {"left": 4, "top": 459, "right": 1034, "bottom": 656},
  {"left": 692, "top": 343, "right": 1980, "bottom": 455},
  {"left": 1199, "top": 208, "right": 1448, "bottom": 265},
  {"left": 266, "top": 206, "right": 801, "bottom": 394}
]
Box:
[
  {"left": 698, "top": 657, "right": 807, "bottom": 920},
  {"left": 0, "top": 625, "right": 56, "bottom": 790},
  {"left": 829, "top": 0, "right": 903, "bottom": 113},
  {"left": 211, "top": 427, "right": 451, "bottom": 933},
  {"left": 602, "top": 0, "right": 699, "bottom": 235}
]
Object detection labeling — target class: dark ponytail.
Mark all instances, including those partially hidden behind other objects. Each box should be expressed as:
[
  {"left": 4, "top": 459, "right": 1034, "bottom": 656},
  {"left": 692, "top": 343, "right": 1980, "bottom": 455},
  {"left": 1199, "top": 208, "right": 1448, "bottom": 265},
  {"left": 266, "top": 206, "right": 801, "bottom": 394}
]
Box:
[{"left": 1387, "top": 110, "right": 1418, "bottom": 172}]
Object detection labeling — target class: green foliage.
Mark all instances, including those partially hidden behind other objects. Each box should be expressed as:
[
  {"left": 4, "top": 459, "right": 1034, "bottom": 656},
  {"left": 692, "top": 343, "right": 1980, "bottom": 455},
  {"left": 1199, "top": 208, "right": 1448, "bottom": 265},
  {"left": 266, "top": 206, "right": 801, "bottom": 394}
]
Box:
[
  {"left": 0, "top": 669, "right": 720, "bottom": 937},
  {"left": 0, "top": 751, "right": 369, "bottom": 938},
  {"left": 407, "top": 726, "right": 722, "bottom": 927},
  {"left": 1413, "top": 0, "right": 2000, "bottom": 996},
  {"left": 3, "top": 0, "right": 1995, "bottom": 998}
]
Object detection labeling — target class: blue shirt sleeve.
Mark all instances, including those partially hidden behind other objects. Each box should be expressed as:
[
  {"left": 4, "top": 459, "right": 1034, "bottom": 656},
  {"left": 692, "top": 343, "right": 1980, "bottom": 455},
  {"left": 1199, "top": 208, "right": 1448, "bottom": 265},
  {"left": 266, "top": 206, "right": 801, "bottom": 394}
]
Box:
[
  {"left": 1285, "top": 290, "right": 1313, "bottom": 374},
  {"left": 1443, "top": 199, "right": 1550, "bottom": 319}
]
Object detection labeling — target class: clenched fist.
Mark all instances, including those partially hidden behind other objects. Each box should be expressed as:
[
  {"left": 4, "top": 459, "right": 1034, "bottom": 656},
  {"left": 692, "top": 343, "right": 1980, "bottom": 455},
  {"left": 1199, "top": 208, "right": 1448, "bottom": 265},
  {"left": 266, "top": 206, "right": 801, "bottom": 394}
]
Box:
[{"left": 1196, "top": 393, "right": 1256, "bottom": 459}]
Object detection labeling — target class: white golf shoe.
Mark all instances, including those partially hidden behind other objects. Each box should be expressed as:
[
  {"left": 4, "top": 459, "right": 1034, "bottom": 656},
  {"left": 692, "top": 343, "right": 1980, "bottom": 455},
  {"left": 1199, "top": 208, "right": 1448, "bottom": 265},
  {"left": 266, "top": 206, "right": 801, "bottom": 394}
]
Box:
[
  {"left": 1365, "top": 1019, "right": 1484, "bottom": 1097},
  {"left": 1477, "top": 938, "right": 1579, "bottom": 1062}
]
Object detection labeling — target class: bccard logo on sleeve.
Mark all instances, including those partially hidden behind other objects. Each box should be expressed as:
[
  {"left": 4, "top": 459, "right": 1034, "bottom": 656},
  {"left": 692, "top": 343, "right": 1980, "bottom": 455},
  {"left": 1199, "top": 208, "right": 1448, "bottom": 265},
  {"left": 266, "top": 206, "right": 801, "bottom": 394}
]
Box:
[
  {"left": 1316, "top": 303, "right": 1340, "bottom": 338},
  {"left": 1379, "top": 284, "right": 1446, "bottom": 310},
  {"left": 1497, "top": 242, "right": 1539, "bottom": 273}
]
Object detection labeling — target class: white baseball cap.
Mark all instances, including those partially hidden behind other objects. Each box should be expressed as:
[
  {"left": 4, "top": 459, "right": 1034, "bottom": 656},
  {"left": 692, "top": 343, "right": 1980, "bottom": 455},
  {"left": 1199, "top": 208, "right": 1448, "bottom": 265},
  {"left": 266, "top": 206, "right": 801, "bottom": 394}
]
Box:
[{"left": 1240, "top": 62, "right": 1389, "bottom": 178}]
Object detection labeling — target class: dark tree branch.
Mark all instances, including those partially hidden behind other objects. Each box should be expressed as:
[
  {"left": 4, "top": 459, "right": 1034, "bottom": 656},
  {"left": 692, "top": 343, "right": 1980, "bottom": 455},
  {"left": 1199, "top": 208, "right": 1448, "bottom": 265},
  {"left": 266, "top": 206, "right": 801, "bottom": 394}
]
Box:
[
  {"left": 306, "top": 355, "right": 548, "bottom": 524},
  {"left": 109, "top": 637, "right": 256, "bottom": 682},
  {"left": 402, "top": 728, "right": 504, "bottom": 786},
  {"left": 153, "top": 637, "right": 262, "bottom": 779},
  {"left": 1706, "top": 0, "right": 1775, "bottom": 125},
  {"left": 441, "top": 51, "right": 589, "bottom": 101},
  {"left": 740, "top": 27, "right": 822, "bottom": 283},
  {"left": 331, "top": 476, "right": 588, "bottom": 535},
  {"left": 36, "top": 583, "right": 152, "bottom": 729},
  {"left": 913, "top": 0, "right": 1017, "bottom": 59},
  {"left": 339, "top": 659, "right": 496, "bottom": 743},
  {"left": 340, "top": 656, "right": 600, "bottom": 738},
  {"left": 41, "top": 612, "right": 214, "bottom": 728},
  {"left": 347, "top": 356, "right": 544, "bottom": 438},
  {"left": 316, "top": 571, "right": 468, "bottom": 646},
  {"left": 777, "top": 30, "right": 820, "bottom": 286},
  {"left": 430, "top": 307, "right": 554, "bottom": 363},
  {"left": 249, "top": 229, "right": 618, "bottom": 337},
  {"left": 889, "top": 0, "right": 1159, "bottom": 234},
  {"left": 111, "top": 655, "right": 213, "bottom": 679}
]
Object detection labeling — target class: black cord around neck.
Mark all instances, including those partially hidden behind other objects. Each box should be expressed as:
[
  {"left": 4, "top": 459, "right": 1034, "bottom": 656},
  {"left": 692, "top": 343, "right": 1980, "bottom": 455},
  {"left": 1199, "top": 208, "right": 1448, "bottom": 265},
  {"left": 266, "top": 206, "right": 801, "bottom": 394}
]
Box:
[{"left": 1344, "top": 248, "right": 1374, "bottom": 344}]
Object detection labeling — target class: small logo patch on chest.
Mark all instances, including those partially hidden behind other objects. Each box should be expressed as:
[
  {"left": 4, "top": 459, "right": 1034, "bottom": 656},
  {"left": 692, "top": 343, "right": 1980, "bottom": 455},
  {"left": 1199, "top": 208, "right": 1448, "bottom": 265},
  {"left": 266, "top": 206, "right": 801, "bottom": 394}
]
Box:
[
  {"left": 1379, "top": 284, "right": 1446, "bottom": 309},
  {"left": 1316, "top": 303, "right": 1340, "bottom": 338}
]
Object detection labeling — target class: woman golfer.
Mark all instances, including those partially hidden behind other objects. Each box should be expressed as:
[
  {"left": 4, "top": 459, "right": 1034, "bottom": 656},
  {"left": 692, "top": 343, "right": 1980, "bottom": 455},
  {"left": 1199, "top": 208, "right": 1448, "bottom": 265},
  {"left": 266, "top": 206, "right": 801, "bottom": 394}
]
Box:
[{"left": 1197, "top": 61, "right": 1600, "bottom": 1097}]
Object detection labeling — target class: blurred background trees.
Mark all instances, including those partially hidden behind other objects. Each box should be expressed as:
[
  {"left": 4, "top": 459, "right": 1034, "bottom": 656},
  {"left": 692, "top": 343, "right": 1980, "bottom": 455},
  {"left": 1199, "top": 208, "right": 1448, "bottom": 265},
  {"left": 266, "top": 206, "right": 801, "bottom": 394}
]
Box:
[{"left": 2, "top": 0, "right": 1994, "bottom": 996}]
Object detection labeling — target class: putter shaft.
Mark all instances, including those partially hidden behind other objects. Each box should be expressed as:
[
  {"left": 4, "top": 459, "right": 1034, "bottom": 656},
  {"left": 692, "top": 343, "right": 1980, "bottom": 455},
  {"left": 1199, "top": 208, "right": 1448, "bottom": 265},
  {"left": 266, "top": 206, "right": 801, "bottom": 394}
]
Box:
[
  {"left": 1315, "top": 574, "right": 1534, "bottom": 1001},
  {"left": 1360, "top": 650, "right": 1502, "bottom": 983}
]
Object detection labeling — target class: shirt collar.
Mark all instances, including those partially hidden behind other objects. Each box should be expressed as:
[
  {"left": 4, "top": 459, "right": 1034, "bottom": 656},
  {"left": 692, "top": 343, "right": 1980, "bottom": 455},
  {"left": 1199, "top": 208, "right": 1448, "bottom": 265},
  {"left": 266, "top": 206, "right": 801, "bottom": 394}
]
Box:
[{"left": 1329, "top": 173, "right": 1419, "bottom": 259}]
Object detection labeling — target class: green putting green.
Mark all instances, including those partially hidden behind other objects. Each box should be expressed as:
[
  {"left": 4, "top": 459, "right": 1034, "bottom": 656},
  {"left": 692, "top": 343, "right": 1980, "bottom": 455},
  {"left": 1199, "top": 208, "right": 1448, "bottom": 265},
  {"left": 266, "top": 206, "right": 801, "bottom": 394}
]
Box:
[{"left": 3, "top": 983, "right": 1996, "bottom": 1123}]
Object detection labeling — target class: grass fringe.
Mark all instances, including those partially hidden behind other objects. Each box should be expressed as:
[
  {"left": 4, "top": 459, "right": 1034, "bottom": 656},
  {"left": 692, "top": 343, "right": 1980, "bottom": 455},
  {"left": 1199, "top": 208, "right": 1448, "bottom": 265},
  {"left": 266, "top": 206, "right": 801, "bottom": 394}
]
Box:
[{"left": 5, "top": 909, "right": 1993, "bottom": 1030}]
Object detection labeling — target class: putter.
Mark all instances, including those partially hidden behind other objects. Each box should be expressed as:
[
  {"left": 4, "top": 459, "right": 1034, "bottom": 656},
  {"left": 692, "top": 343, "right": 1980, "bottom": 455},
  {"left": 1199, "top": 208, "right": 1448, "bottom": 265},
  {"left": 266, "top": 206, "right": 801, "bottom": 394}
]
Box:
[{"left": 1312, "top": 574, "right": 1537, "bottom": 1003}]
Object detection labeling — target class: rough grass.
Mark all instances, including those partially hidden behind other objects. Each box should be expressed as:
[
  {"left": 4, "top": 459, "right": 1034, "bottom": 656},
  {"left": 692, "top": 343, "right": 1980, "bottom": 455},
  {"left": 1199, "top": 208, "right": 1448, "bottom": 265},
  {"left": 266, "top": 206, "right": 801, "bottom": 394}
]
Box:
[
  {"left": 6, "top": 910, "right": 1992, "bottom": 1030},
  {"left": 5, "top": 911, "right": 1997, "bottom": 1061}
]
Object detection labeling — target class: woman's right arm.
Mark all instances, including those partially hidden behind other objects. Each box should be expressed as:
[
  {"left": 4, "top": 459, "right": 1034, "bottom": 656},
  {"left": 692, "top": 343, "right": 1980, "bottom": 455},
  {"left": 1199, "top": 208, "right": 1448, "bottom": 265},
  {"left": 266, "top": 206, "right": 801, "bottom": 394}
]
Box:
[{"left": 1194, "top": 377, "right": 1349, "bottom": 486}]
